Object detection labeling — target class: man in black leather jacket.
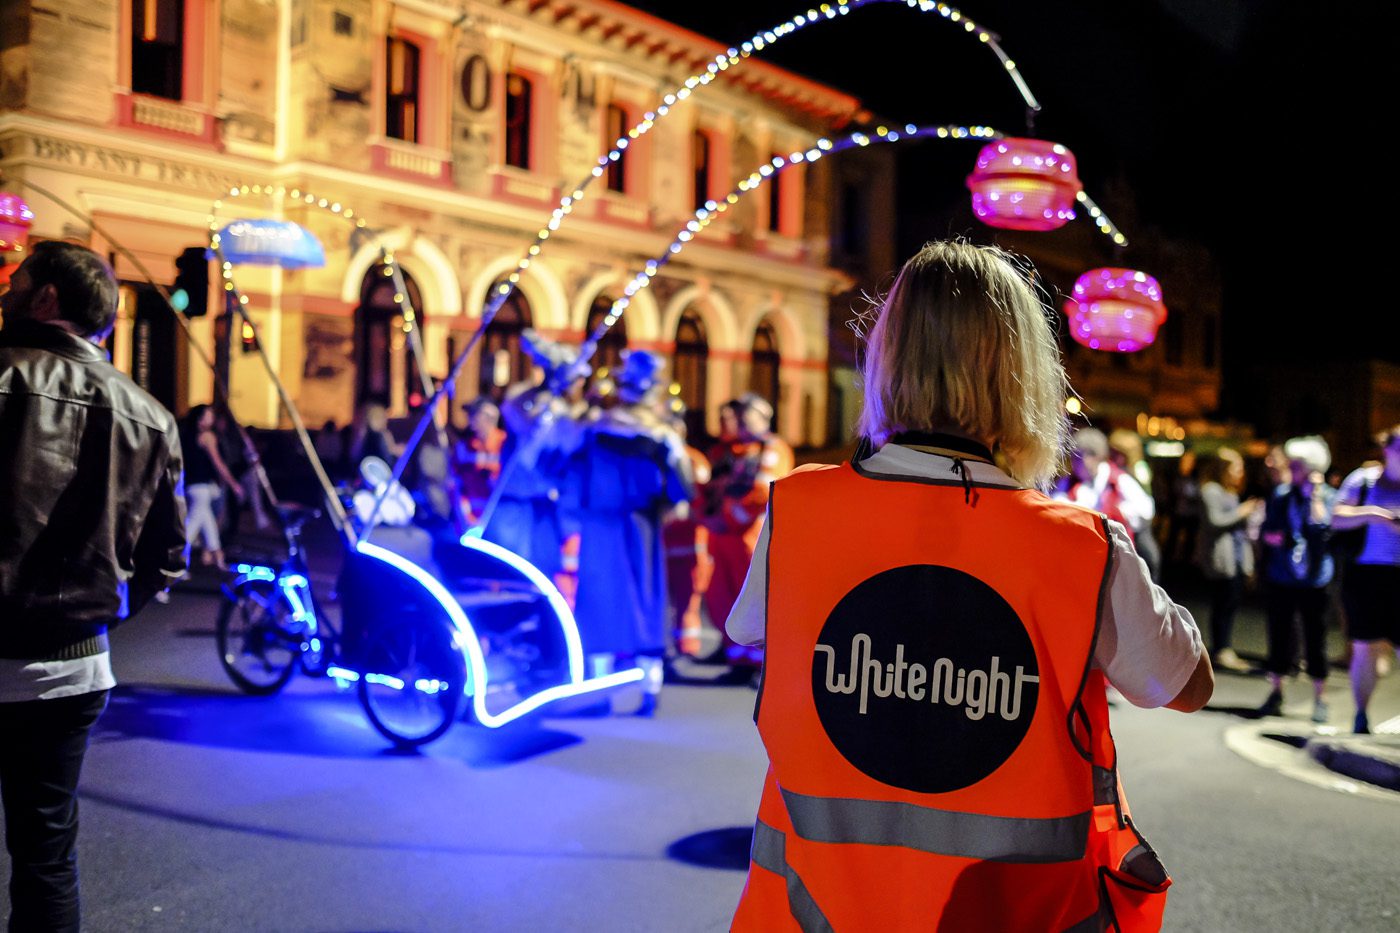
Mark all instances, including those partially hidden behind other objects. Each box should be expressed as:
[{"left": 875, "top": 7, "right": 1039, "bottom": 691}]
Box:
[{"left": 0, "top": 240, "right": 186, "bottom": 932}]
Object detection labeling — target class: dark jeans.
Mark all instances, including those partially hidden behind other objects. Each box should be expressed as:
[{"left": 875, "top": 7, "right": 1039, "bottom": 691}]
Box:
[
  {"left": 0, "top": 689, "right": 109, "bottom": 933},
  {"left": 1265, "top": 586, "right": 1330, "bottom": 680},
  {"left": 1208, "top": 574, "right": 1244, "bottom": 654}
]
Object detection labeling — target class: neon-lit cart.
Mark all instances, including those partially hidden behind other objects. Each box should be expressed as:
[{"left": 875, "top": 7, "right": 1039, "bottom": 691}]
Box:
[{"left": 210, "top": 194, "right": 638, "bottom": 748}]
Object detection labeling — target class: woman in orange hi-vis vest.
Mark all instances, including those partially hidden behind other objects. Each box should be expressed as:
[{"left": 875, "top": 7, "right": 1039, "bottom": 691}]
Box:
[{"left": 725, "top": 241, "right": 1214, "bottom": 932}]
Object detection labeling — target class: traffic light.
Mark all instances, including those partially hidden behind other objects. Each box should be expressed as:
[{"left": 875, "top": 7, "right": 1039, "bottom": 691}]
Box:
[
  {"left": 173, "top": 246, "right": 209, "bottom": 317},
  {"left": 240, "top": 319, "right": 257, "bottom": 354}
]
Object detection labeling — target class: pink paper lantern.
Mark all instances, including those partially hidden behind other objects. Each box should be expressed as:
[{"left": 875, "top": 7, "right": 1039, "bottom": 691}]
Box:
[
  {"left": 966, "top": 138, "right": 1083, "bottom": 232},
  {"left": 1065, "top": 268, "right": 1168, "bottom": 353},
  {"left": 0, "top": 192, "right": 35, "bottom": 253}
]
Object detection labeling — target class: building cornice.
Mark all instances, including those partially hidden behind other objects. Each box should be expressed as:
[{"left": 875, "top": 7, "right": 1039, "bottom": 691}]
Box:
[
  {"left": 1, "top": 116, "right": 848, "bottom": 296},
  {"left": 476, "top": 0, "right": 865, "bottom": 127}
]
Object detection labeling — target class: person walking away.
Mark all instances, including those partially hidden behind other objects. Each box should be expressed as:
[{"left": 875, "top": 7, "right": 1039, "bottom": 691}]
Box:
[
  {"left": 214, "top": 409, "right": 270, "bottom": 543},
  {"left": 0, "top": 241, "right": 187, "bottom": 932},
  {"left": 568, "top": 351, "right": 693, "bottom": 716},
  {"left": 1195, "top": 448, "right": 1264, "bottom": 673},
  {"left": 704, "top": 394, "right": 793, "bottom": 676},
  {"left": 1332, "top": 425, "right": 1400, "bottom": 733},
  {"left": 1257, "top": 436, "right": 1336, "bottom": 723},
  {"left": 725, "top": 241, "right": 1211, "bottom": 931},
  {"left": 179, "top": 403, "right": 244, "bottom": 571}
]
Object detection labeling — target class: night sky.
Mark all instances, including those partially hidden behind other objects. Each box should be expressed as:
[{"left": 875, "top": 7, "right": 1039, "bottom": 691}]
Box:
[{"left": 628, "top": 1, "right": 1392, "bottom": 419}]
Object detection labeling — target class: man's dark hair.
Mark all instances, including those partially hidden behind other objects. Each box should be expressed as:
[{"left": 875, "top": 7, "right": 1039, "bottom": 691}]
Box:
[{"left": 23, "top": 241, "right": 119, "bottom": 338}]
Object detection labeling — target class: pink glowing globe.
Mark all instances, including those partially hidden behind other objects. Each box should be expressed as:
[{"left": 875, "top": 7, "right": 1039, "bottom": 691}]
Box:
[
  {"left": 0, "top": 192, "right": 35, "bottom": 253},
  {"left": 966, "top": 138, "right": 1082, "bottom": 232},
  {"left": 1065, "top": 268, "right": 1168, "bottom": 353}
]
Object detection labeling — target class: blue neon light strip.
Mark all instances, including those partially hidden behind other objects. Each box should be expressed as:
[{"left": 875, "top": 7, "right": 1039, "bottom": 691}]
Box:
[
  {"left": 354, "top": 541, "right": 641, "bottom": 728},
  {"left": 326, "top": 666, "right": 360, "bottom": 683},
  {"left": 457, "top": 533, "right": 586, "bottom": 683},
  {"left": 279, "top": 575, "right": 315, "bottom": 633}
]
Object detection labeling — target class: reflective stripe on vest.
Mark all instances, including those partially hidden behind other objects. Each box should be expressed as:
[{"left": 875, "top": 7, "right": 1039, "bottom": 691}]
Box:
[
  {"left": 780, "top": 787, "right": 1090, "bottom": 863},
  {"left": 752, "top": 821, "right": 835, "bottom": 933},
  {"left": 754, "top": 817, "right": 1117, "bottom": 933}
]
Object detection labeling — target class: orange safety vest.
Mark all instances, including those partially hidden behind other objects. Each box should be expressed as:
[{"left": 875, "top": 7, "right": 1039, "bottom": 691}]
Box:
[{"left": 733, "top": 463, "right": 1171, "bottom": 933}]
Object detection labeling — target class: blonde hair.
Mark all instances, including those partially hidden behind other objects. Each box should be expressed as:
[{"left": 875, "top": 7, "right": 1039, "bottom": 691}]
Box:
[{"left": 857, "top": 241, "right": 1070, "bottom": 488}]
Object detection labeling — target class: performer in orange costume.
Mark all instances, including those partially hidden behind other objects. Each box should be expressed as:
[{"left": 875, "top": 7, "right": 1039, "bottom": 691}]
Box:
[
  {"left": 454, "top": 397, "right": 507, "bottom": 527},
  {"left": 705, "top": 393, "right": 793, "bottom": 671},
  {"left": 662, "top": 410, "right": 712, "bottom": 657}
]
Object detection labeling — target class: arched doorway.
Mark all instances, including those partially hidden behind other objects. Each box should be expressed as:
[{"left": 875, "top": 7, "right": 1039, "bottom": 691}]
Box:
[
  {"left": 749, "top": 317, "right": 781, "bottom": 428},
  {"left": 478, "top": 283, "right": 533, "bottom": 402},
  {"left": 584, "top": 293, "right": 629, "bottom": 386},
  {"left": 674, "top": 308, "right": 709, "bottom": 440},
  {"left": 355, "top": 264, "right": 427, "bottom": 412}
]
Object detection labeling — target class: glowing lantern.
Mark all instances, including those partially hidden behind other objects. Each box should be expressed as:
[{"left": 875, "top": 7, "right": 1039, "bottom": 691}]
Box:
[
  {"left": 0, "top": 192, "right": 34, "bottom": 252},
  {"left": 0, "top": 192, "right": 34, "bottom": 288},
  {"left": 1064, "top": 268, "right": 1168, "bottom": 353},
  {"left": 966, "top": 138, "right": 1082, "bottom": 231}
]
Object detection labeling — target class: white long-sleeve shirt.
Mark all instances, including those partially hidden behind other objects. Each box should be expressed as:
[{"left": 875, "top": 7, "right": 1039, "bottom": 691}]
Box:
[
  {"left": 724, "top": 444, "right": 1203, "bottom": 709},
  {"left": 1068, "top": 461, "right": 1156, "bottom": 532}
]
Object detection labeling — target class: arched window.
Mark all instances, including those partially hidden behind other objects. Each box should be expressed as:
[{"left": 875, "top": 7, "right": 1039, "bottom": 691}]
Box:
[
  {"left": 385, "top": 36, "right": 421, "bottom": 143},
  {"left": 584, "top": 293, "right": 629, "bottom": 385},
  {"left": 479, "top": 283, "right": 533, "bottom": 401},
  {"left": 674, "top": 308, "right": 709, "bottom": 440},
  {"left": 605, "top": 104, "right": 629, "bottom": 194},
  {"left": 131, "top": 0, "right": 184, "bottom": 101},
  {"left": 505, "top": 72, "right": 533, "bottom": 170},
  {"left": 357, "top": 265, "right": 427, "bottom": 411},
  {"left": 750, "top": 318, "right": 781, "bottom": 428},
  {"left": 692, "top": 131, "right": 711, "bottom": 211}
]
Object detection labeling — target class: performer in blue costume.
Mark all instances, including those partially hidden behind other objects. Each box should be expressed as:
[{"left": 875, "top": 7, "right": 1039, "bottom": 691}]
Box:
[
  {"left": 485, "top": 329, "right": 589, "bottom": 580},
  {"left": 569, "top": 350, "right": 693, "bottom": 716}
]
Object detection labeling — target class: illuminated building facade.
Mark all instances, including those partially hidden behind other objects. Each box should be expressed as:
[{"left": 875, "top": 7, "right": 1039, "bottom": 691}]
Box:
[{"left": 0, "top": 0, "right": 871, "bottom": 444}]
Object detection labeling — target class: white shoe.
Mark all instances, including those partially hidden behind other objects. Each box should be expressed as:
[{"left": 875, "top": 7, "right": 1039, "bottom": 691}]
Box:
[{"left": 1214, "top": 648, "right": 1250, "bottom": 673}]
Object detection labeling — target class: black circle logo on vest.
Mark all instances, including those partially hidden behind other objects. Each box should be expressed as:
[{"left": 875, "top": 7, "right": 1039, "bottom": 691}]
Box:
[{"left": 811, "top": 564, "right": 1039, "bottom": 794}]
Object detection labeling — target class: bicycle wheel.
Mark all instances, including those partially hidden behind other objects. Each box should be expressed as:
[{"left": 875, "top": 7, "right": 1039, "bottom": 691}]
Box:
[
  {"left": 357, "top": 618, "right": 468, "bottom": 748},
  {"left": 216, "top": 579, "right": 301, "bottom": 695}
]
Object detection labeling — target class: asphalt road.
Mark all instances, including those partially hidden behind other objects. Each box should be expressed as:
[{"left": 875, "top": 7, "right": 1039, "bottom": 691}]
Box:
[{"left": 2, "top": 580, "right": 1397, "bottom": 932}]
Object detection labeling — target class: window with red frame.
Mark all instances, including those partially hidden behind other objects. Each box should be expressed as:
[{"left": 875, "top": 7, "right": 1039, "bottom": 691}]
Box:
[
  {"left": 605, "top": 104, "right": 629, "bottom": 194},
  {"left": 505, "top": 72, "right": 533, "bottom": 170},
  {"left": 693, "top": 131, "right": 712, "bottom": 211},
  {"left": 131, "top": 0, "right": 184, "bottom": 100},
  {"left": 385, "top": 37, "right": 421, "bottom": 144}
]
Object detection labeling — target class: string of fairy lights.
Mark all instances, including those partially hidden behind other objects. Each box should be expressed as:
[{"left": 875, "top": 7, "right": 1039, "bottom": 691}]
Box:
[
  {"left": 578, "top": 124, "right": 1003, "bottom": 361},
  {"left": 363, "top": 0, "right": 1138, "bottom": 529},
  {"left": 444, "top": 0, "right": 1074, "bottom": 392},
  {"left": 208, "top": 184, "right": 457, "bottom": 536}
]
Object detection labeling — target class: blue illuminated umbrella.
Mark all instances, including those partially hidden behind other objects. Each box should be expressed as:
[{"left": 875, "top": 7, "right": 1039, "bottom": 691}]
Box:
[{"left": 214, "top": 218, "right": 326, "bottom": 269}]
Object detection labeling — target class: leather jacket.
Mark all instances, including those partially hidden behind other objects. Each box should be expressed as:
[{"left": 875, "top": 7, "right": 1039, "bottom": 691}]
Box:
[{"left": 0, "top": 322, "right": 187, "bottom": 660}]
